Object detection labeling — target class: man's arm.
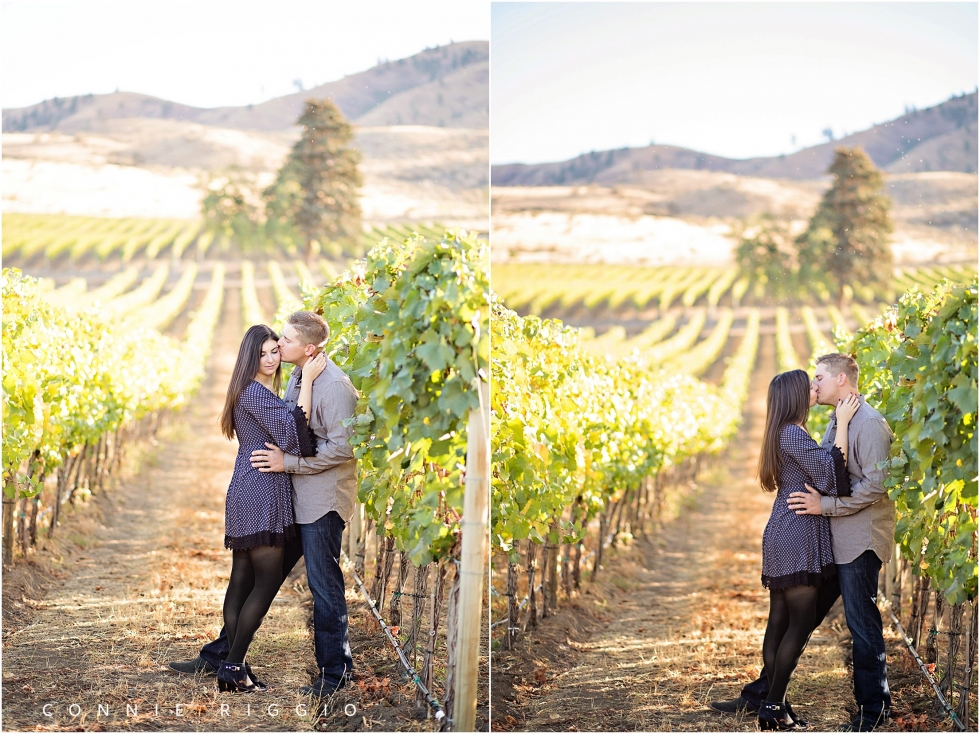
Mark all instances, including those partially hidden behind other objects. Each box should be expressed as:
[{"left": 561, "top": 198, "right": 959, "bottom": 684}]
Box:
[
  {"left": 282, "top": 378, "right": 358, "bottom": 475},
  {"left": 819, "top": 417, "right": 893, "bottom": 517}
]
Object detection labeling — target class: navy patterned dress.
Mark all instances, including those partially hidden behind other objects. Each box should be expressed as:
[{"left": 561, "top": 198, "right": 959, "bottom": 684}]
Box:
[
  {"left": 761, "top": 423, "right": 851, "bottom": 589},
  {"left": 224, "top": 380, "right": 316, "bottom": 550}
]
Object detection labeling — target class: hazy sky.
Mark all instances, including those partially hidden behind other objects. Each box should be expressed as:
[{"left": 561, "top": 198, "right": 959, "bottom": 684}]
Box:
[
  {"left": 492, "top": 2, "right": 978, "bottom": 164},
  {"left": 2, "top": 0, "right": 489, "bottom": 109}
]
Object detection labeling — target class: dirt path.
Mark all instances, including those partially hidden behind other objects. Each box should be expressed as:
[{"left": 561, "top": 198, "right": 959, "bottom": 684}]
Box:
[
  {"left": 494, "top": 331, "right": 928, "bottom": 732},
  {"left": 3, "top": 272, "right": 483, "bottom": 733},
  {"left": 0, "top": 287, "right": 329, "bottom": 731}
]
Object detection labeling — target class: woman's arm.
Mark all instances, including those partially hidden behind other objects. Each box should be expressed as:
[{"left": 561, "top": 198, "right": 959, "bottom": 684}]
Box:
[
  {"left": 296, "top": 353, "right": 327, "bottom": 421},
  {"left": 240, "top": 383, "right": 316, "bottom": 457},
  {"left": 833, "top": 393, "right": 860, "bottom": 463},
  {"left": 781, "top": 425, "right": 847, "bottom": 497}
]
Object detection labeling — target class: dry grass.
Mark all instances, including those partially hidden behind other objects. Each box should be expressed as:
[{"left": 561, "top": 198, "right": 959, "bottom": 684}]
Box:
[
  {"left": 489, "top": 331, "right": 965, "bottom": 732},
  {"left": 1, "top": 290, "right": 487, "bottom": 732}
]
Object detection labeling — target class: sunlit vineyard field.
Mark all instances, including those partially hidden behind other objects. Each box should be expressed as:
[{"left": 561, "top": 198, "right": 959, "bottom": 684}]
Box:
[
  {"left": 3, "top": 213, "right": 489, "bottom": 731},
  {"left": 490, "top": 254, "right": 977, "bottom": 732},
  {"left": 2, "top": 211, "right": 451, "bottom": 264},
  {"left": 492, "top": 260, "right": 978, "bottom": 380}
]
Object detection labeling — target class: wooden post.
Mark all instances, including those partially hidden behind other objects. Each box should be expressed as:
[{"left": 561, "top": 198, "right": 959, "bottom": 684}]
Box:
[
  {"left": 525, "top": 541, "right": 538, "bottom": 631},
  {"left": 443, "top": 566, "right": 461, "bottom": 732},
  {"left": 2, "top": 488, "right": 16, "bottom": 567},
  {"left": 958, "top": 601, "right": 977, "bottom": 728},
  {"left": 389, "top": 552, "right": 409, "bottom": 628},
  {"left": 452, "top": 380, "right": 489, "bottom": 732},
  {"left": 355, "top": 516, "right": 371, "bottom": 577},
  {"left": 942, "top": 603, "right": 963, "bottom": 703},
  {"left": 593, "top": 510, "right": 608, "bottom": 581},
  {"left": 541, "top": 542, "right": 553, "bottom": 618},
  {"left": 348, "top": 501, "right": 363, "bottom": 560},
  {"left": 419, "top": 561, "right": 446, "bottom": 713},
  {"left": 505, "top": 561, "right": 518, "bottom": 650},
  {"left": 890, "top": 548, "right": 904, "bottom": 620},
  {"left": 882, "top": 559, "right": 893, "bottom": 610},
  {"left": 546, "top": 532, "right": 559, "bottom": 614},
  {"left": 407, "top": 563, "right": 428, "bottom": 666}
]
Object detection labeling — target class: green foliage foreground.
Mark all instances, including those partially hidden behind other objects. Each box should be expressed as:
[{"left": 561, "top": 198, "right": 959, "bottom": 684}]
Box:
[
  {"left": 844, "top": 278, "right": 978, "bottom": 604},
  {"left": 490, "top": 304, "right": 758, "bottom": 557},
  {"left": 311, "top": 231, "right": 489, "bottom": 565}
]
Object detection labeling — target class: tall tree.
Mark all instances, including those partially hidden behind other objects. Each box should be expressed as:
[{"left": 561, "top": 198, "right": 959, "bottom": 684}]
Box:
[
  {"left": 797, "top": 147, "right": 893, "bottom": 306},
  {"left": 269, "top": 99, "right": 363, "bottom": 261}
]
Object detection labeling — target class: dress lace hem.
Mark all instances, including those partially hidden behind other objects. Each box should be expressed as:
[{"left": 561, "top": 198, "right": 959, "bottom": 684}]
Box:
[
  {"left": 762, "top": 563, "right": 836, "bottom": 590},
  {"left": 225, "top": 524, "right": 297, "bottom": 550}
]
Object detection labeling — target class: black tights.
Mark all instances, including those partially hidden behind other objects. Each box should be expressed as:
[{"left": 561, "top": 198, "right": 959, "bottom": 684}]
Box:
[
  {"left": 222, "top": 545, "right": 284, "bottom": 664},
  {"left": 762, "top": 585, "right": 818, "bottom": 703}
]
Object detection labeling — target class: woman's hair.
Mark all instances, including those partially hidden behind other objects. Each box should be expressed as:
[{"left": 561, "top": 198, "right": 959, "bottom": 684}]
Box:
[
  {"left": 220, "top": 325, "right": 281, "bottom": 440},
  {"left": 758, "top": 369, "right": 811, "bottom": 493}
]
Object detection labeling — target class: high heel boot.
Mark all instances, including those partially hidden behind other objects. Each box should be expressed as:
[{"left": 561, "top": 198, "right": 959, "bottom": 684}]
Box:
[
  {"left": 217, "top": 661, "right": 261, "bottom": 693},
  {"left": 759, "top": 701, "right": 796, "bottom": 731}
]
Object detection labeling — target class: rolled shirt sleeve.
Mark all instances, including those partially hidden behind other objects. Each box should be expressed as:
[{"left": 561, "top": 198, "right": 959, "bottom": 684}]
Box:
[
  {"left": 820, "top": 416, "right": 892, "bottom": 517},
  {"left": 283, "top": 377, "right": 358, "bottom": 475}
]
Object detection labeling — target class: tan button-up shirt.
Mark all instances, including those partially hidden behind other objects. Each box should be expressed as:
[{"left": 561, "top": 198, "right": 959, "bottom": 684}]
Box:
[
  {"left": 818, "top": 397, "right": 895, "bottom": 564},
  {"left": 282, "top": 356, "right": 359, "bottom": 524}
]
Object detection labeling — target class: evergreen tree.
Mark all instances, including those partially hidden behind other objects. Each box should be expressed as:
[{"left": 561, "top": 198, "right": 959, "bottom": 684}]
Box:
[
  {"left": 796, "top": 147, "right": 893, "bottom": 306},
  {"left": 267, "top": 99, "right": 363, "bottom": 261}
]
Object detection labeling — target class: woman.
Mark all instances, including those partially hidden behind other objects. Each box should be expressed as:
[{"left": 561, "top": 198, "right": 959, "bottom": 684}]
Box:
[
  {"left": 216, "top": 324, "right": 326, "bottom": 693},
  {"left": 756, "top": 369, "right": 859, "bottom": 730}
]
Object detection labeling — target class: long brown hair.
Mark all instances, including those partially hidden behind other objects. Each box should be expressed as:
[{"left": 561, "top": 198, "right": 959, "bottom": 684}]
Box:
[
  {"left": 220, "top": 325, "right": 281, "bottom": 440},
  {"left": 758, "top": 369, "right": 811, "bottom": 493}
]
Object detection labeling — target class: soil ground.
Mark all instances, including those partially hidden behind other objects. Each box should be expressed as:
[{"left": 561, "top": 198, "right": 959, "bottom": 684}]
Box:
[
  {"left": 490, "top": 331, "right": 959, "bottom": 732},
  {"left": 1, "top": 284, "right": 484, "bottom": 732}
]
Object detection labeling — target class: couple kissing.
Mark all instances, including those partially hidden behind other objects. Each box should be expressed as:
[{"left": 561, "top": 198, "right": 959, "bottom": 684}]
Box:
[{"left": 712, "top": 353, "right": 894, "bottom": 732}]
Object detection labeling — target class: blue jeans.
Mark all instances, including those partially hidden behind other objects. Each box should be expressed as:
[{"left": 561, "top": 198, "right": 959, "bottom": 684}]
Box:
[
  {"left": 201, "top": 512, "right": 353, "bottom": 685},
  {"left": 741, "top": 552, "right": 891, "bottom": 728},
  {"left": 838, "top": 550, "right": 891, "bottom": 727}
]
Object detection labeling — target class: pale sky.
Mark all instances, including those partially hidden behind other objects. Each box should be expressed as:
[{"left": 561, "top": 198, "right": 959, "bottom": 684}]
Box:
[
  {"left": 2, "top": 0, "right": 489, "bottom": 109},
  {"left": 492, "top": 2, "right": 978, "bottom": 164}
]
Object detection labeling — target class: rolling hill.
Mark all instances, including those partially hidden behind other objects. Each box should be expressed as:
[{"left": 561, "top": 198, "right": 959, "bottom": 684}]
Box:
[
  {"left": 2, "top": 41, "right": 488, "bottom": 133},
  {"left": 492, "top": 91, "right": 977, "bottom": 184}
]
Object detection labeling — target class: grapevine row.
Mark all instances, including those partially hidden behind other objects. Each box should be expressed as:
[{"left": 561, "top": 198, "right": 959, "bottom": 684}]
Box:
[
  {"left": 2, "top": 264, "right": 226, "bottom": 564},
  {"left": 308, "top": 231, "right": 489, "bottom": 722},
  {"left": 492, "top": 262, "right": 978, "bottom": 315},
  {"left": 240, "top": 261, "right": 268, "bottom": 329},
  {"left": 774, "top": 306, "right": 803, "bottom": 372},
  {"left": 841, "top": 278, "right": 978, "bottom": 726}
]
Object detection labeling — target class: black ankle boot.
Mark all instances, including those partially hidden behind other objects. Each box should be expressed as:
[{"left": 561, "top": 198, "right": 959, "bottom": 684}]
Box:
[
  {"left": 217, "top": 662, "right": 261, "bottom": 693},
  {"left": 759, "top": 702, "right": 795, "bottom": 731}
]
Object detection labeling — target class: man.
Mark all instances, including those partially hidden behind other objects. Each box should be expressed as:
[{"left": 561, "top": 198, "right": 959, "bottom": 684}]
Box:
[
  {"left": 168, "top": 311, "right": 359, "bottom": 697},
  {"left": 711, "top": 353, "right": 894, "bottom": 732}
]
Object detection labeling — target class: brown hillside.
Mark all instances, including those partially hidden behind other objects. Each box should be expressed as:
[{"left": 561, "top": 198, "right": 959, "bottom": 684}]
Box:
[
  {"left": 356, "top": 61, "right": 488, "bottom": 128},
  {"left": 1, "top": 41, "right": 488, "bottom": 134},
  {"left": 492, "top": 92, "right": 978, "bottom": 184}
]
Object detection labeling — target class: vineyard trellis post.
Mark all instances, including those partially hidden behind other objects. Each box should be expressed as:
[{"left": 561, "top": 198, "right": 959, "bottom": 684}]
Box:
[{"left": 451, "top": 379, "right": 489, "bottom": 732}]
